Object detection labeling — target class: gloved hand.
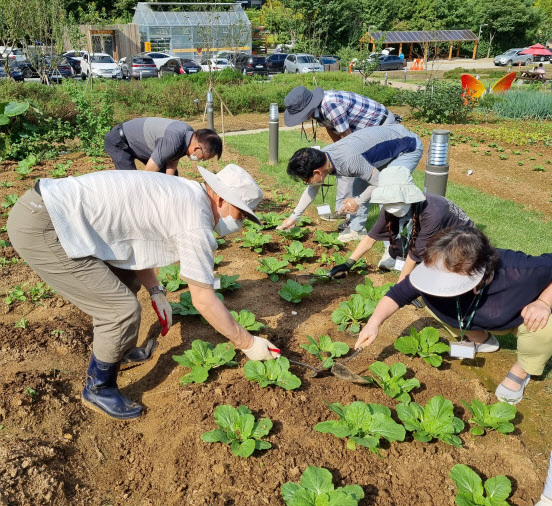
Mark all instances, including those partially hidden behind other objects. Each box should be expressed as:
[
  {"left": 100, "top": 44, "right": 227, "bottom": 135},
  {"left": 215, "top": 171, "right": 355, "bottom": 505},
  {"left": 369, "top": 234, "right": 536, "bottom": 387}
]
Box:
[
  {"left": 242, "top": 336, "right": 281, "bottom": 361},
  {"left": 151, "top": 293, "right": 172, "bottom": 336},
  {"left": 338, "top": 197, "right": 360, "bottom": 215},
  {"left": 329, "top": 258, "right": 355, "bottom": 279},
  {"left": 277, "top": 217, "right": 297, "bottom": 230}
]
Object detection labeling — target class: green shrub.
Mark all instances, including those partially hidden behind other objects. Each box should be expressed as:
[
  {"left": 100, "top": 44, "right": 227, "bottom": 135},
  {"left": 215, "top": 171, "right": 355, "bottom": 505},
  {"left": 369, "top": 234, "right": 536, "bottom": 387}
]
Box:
[{"left": 491, "top": 90, "right": 552, "bottom": 120}]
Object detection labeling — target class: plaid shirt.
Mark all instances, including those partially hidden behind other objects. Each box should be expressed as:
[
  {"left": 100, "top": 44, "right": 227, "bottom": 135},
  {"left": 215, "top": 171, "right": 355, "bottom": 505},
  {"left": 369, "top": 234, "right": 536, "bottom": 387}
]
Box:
[{"left": 318, "top": 91, "right": 387, "bottom": 133}]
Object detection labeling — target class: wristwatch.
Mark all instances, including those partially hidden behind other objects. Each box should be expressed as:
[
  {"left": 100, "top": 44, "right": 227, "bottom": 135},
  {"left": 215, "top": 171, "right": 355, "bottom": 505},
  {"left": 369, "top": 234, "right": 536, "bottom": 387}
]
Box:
[{"left": 149, "top": 285, "right": 166, "bottom": 296}]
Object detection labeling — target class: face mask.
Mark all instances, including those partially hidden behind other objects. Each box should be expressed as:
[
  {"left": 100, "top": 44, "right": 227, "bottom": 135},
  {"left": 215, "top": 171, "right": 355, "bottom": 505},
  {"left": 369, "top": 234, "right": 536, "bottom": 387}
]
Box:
[
  {"left": 309, "top": 174, "right": 325, "bottom": 187},
  {"left": 214, "top": 215, "right": 243, "bottom": 237},
  {"left": 383, "top": 203, "right": 411, "bottom": 217},
  {"left": 189, "top": 154, "right": 199, "bottom": 161}
]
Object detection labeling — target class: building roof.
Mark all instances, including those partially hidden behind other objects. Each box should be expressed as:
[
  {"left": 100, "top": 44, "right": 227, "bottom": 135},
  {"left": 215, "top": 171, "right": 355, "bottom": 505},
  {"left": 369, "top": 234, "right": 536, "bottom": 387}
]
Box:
[{"left": 367, "top": 30, "right": 478, "bottom": 43}]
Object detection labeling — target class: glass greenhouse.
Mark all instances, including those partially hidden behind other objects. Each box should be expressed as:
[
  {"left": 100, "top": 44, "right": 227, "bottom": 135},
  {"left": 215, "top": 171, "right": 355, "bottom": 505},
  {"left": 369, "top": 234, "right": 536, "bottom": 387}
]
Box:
[{"left": 133, "top": 2, "right": 252, "bottom": 59}]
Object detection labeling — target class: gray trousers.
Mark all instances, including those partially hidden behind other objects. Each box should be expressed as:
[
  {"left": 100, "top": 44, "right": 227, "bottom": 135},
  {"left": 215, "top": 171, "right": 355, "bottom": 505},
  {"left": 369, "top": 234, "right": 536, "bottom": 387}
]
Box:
[{"left": 7, "top": 188, "right": 142, "bottom": 363}]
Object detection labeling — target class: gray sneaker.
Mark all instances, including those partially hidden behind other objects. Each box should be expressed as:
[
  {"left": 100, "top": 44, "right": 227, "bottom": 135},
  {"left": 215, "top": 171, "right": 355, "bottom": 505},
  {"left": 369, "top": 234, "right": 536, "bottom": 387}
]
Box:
[{"left": 378, "top": 250, "right": 396, "bottom": 271}]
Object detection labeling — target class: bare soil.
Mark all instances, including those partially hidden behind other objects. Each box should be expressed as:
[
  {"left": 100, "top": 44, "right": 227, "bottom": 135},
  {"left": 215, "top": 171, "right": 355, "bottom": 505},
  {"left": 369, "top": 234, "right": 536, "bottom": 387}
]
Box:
[{"left": 0, "top": 132, "right": 550, "bottom": 505}]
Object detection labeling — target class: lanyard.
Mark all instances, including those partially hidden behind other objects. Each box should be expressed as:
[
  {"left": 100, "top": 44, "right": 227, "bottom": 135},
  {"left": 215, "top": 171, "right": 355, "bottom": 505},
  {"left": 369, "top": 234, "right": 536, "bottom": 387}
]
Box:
[
  {"left": 400, "top": 222, "right": 413, "bottom": 258},
  {"left": 301, "top": 120, "right": 317, "bottom": 143},
  {"left": 456, "top": 282, "right": 486, "bottom": 339}
]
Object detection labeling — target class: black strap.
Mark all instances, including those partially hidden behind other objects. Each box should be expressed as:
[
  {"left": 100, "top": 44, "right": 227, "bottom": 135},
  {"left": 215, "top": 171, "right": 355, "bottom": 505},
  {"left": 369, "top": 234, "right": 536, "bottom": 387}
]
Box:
[
  {"left": 378, "top": 111, "right": 389, "bottom": 126},
  {"left": 34, "top": 179, "right": 41, "bottom": 196}
]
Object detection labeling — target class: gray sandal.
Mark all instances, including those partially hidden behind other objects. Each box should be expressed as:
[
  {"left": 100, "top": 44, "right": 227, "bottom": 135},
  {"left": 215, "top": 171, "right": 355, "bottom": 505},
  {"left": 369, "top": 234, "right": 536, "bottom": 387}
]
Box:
[{"left": 495, "top": 372, "right": 531, "bottom": 405}]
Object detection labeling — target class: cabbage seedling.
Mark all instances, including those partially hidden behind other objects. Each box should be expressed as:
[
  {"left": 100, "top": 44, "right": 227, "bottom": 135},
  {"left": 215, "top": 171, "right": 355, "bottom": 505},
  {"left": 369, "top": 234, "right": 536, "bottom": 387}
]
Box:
[
  {"left": 170, "top": 291, "right": 224, "bottom": 316},
  {"left": 257, "top": 211, "right": 284, "bottom": 229},
  {"left": 172, "top": 340, "right": 237, "bottom": 384},
  {"left": 277, "top": 227, "right": 307, "bottom": 241},
  {"left": 314, "top": 401, "right": 405, "bottom": 453},
  {"left": 331, "top": 294, "right": 377, "bottom": 333},
  {"left": 460, "top": 399, "right": 516, "bottom": 435},
  {"left": 1, "top": 194, "right": 18, "bottom": 208},
  {"left": 300, "top": 335, "right": 349, "bottom": 368},
  {"left": 256, "top": 257, "right": 290, "bottom": 282},
  {"left": 279, "top": 279, "right": 313, "bottom": 304},
  {"left": 216, "top": 274, "right": 241, "bottom": 292},
  {"left": 230, "top": 309, "right": 265, "bottom": 332},
  {"left": 282, "top": 241, "right": 314, "bottom": 263},
  {"left": 396, "top": 395, "right": 464, "bottom": 447},
  {"left": 236, "top": 230, "right": 272, "bottom": 253},
  {"left": 449, "top": 464, "right": 512, "bottom": 506},
  {"left": 362, "top": 361, "right": 420, "bottom": 402},
  {"left": 313, "top": 230, "right": 344, "bottom": 250},
  {"left": 244, "top": 357, "right": 301, "bottom": 390},
  {"left": 281, "top": 466, "right": 364, "bottom": 505},
  {"left": 394, "top": 326, "right": 450, "bottom": 367},
  {"left": 202, "top": 405, "right": 272, "bottom": 457},
  {"left": 158, "top": 264, "right": 188, "bottom": 292},
  {"left": 355, "top": 278, "right": 393, "bottom": 301}
]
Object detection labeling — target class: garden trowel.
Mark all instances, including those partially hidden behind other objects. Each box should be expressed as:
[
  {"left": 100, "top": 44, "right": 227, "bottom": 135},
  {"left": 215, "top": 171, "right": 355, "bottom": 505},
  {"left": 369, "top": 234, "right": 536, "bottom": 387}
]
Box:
[{"left": 330, "top": 347, "right": 370, "bottom": 384}]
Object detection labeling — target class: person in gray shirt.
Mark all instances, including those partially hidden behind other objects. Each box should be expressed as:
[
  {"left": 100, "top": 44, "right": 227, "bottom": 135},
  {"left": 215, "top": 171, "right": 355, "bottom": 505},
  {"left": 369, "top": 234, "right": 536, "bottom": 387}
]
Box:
[{"left": 104, "top": 117, "right": 223, "bottom": 175}]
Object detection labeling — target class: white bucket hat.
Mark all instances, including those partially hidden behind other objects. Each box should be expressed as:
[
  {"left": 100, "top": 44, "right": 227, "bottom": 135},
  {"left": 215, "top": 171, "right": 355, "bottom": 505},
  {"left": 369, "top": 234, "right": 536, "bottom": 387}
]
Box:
[
  {"left": 198, "top": 164, "right": 263, "bottom": 224},
  {"left": 370, "top": 166, "right": 426, "bottom": 205},
  {"left": 409, "top": 259, "right": 485, "bottom": 297}
]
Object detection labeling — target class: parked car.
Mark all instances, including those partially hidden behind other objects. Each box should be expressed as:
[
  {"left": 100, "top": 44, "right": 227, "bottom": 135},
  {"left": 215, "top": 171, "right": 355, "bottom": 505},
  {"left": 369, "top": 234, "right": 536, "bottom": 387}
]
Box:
[
  {"left": 42, "top": 56, "right": 74, "bottom": 82},
  {"left": 200, "top": 58, "right": 231, "bottom": 72},
  {"left": 0, "top": 48, "right": 26, "bottom": 62},
  {"left": 374, "top": 55, "right": 406, "bottom": 71},
  {"left": 494, "top": 48, "right": 533, "bottom": 66},
  {"left": 80, "top": 53, "right": 122, "bottom": 79},
  {"left": 120, "top": 55, "right": 158, "bottom": 79},
  {"left": 63, "top": 50, "right": 87, "bottom": 61},
  {"left": 139, "top": 51, "right": 173, "bottom": 69},
  {"left": 11, "top": 60, "right": 38, "bottom": 78},
  {"left": 284, "top": 54, "right": 324, "bottom": 73},
  {"left": 266, "top": 53, "right": 287, "bottom": 73},
  {"left": 62, "top": 54, "right": 82, "bottom": 74},
  {"left": 234, "top": 53, "right": 268, "bottom": 75},
  {"left": 0, "top": 62, "right": 24, "bottom": 81},
  {"left": 158, "top": 58, "right": 201, "bottom": 76}
]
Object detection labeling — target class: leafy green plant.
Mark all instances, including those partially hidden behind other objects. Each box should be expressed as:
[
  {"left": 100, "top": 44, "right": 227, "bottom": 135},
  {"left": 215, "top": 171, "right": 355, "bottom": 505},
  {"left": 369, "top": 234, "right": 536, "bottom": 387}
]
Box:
[
  {"left": 396, "top": 395, "right": 464, "bottom": 447},
  {"left": 172, "top": 340, "right": 237, "bottom": 383},
  {"left": 257, "top": 211, "right": 284, "bottom": 229},
  {"left": 158, "top": 264, "right": 188, "bottom": 292},
  {"left": 214, "top": 232, "right": 226, "bottom": 246},
  {"left": 283, "top": 241, "right": 314, "bottom": 263},
  {"left": 0, "top": 240, "right": 11, "bottom": 248},
  {"left": 15, "top": 154, "right": 38, "bottom": 179},
  {"left": 449, "top": 464, "right": 512, "bottom": 506},
  {"left": 278, "top": 227, "right": 308, "bottom": 241},
  {"left": 278, "top": 279, "right": 313, "bottom": 303},
  {"left": 394, "top": 326, "right": 450, "bottom": 367},
  {"left": 170, "top": 291, "right": 224, "bottom": 316},
  {"left": 50, "top": 160, "right": 72, "bottom": 178},
  {"left": 216, "top": 274, "right": 242, "bottom": 292},
  {"left": 1, "top": 193, "right": 18, "bottom": 208},
  {"left": 363, "top": 361, "right": 420, "bottom": 402},
  {"left": 355, "top": 278, "right": 393, "bottom": 301},
  {"left": 5, "top": 284, "right": 27, "bottom": 305},
  {"left": 237, "top": 230, "right": 272, "bottom": 253},
  {"left": 26, "top": 283, "right": 54, "bottom": 305},
  {"left": 14, "top": 317, "right": 29, "bottom": 329},
  {"left": 230, "top": 309, "right": 265, "bottom": 332},
  {"left": 300, "top": 335, "right": 349, "bottom": 368},
  {"left": 24, "top": 386, "right": 39, "bottom": 402},
  {"left": 331, "top": 294, "right": 377, "bottom": 333},
  {"left": 313, "top": 230, "right": 344, "bottom": 250},
  {"left": 281, "top": 466, "right": 364, "bottom": 506},
  {"left": 256, "top": 257, "right": 290, "bottom": 282},
  {"left": 244, "top": 357, "right": 301, "bottom": 390},
  {"left": 460, "top": 399, "right": 516, "bottom": 436},
  {"left": 0, "top": 257, "right": 20, "bottom": 267},
  {"left": 0, "top": 181, "right": 13, "bottom": 188},
  {"left": 51, "top": 329, "right": 65, "bottom": 336},
  {"left": 214, "top": 254, "right": 223, "bottom": 266},
  {"left": 314, "top": 401, "right": 405, "bottom": 453},
  {"left": 202, "top": 404, "right": 273, "bottom": 457}
]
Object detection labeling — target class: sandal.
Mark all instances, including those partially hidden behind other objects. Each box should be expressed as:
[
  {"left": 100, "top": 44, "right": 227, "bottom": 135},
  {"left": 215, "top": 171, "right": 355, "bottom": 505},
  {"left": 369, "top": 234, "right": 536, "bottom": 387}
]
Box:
[{"left": 495, "top": 371, "right": 531, "bottom": 405}]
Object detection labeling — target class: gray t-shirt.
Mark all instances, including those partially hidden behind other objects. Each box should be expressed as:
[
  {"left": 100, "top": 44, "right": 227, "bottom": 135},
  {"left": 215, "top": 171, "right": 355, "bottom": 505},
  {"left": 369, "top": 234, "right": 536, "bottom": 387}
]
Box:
[{"left": 122, "top": 117, "right": 194, "bottom": 170}]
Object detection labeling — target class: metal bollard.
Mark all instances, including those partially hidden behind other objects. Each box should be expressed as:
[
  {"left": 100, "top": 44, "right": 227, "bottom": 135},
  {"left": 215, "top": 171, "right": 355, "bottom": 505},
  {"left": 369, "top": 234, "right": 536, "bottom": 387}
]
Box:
[
  {"left": 404, "top": 67, "right": 407, "bottom": 82},
  {"left": 207, "top": 90, "right": 215, "bottom": 130},
  {"left": 269, "top": 103, "right": 279, "bottom": 165},
  {"left": 424, "top": 129, "right": 450, "bottom": 197},
  {"left": 384, "top": 72, "right": 388, "bottom": 86}
]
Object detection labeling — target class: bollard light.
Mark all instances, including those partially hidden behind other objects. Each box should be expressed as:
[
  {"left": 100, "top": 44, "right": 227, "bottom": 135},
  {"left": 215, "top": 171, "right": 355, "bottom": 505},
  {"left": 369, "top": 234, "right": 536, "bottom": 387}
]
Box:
[
  {"left": 269, "top": 102, "right": 279, "bottom": 165},
  {"left": 384, "top": 72, "right": 388, "bottom": 86},
  {"left": 424, "top": 129, "right": 450, "bottom": 197},
  {"left": 206, "top": 91, "right": 214, "bottom": 131},
  {"left": 403, "top": 67, "right": 407, "bottom": 82}
]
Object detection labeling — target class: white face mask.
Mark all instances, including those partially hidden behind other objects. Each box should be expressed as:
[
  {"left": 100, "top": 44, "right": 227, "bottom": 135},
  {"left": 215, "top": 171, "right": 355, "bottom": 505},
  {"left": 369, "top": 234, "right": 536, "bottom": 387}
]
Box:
[
  {"left": 214, "top": 215, "right": 243, "bottom": 237},
  {"left": 309, "top": 174, "right": 325, "bottom": 187},
  {"left": 383, "top": 203, "right": 411, "bottom": 217},
  {"left": 189, "top": 154, "right": 199, "bottom": 161}
]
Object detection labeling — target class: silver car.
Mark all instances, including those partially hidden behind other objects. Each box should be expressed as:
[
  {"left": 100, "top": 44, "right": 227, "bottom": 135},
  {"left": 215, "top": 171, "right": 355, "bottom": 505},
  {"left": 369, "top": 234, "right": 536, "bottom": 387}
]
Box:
[
  {"left": 284, "top": 54, "right": 324, "bottom": 73},
  {"left": 494, "top": 48, "right": 533, "bottom": 67}
]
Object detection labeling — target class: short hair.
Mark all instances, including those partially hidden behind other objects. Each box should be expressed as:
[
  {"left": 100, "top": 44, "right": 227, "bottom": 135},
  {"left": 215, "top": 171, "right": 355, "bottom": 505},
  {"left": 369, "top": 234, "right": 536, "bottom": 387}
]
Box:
[
  {"left": 423, "top": 225, "right": 500, "bottom": 279},
  {"left": 194, "top": 129, "right": 223, "bottom": 159},
  {"left": 287, "top": 148, "right": 327, "bottom": 180}
]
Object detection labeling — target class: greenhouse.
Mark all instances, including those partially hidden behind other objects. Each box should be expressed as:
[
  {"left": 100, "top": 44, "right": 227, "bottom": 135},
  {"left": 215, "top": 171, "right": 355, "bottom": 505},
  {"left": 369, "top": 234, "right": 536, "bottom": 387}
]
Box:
[{"left": 132, "top": 2, "right": 252, "bottom": 59}]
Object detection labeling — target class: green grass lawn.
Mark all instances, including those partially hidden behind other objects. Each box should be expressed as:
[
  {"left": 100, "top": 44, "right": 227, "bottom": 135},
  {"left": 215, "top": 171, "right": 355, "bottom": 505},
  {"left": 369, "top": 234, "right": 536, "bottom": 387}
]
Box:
[{"left": 226, "top": 131, "right": 552, "bottom": 256}]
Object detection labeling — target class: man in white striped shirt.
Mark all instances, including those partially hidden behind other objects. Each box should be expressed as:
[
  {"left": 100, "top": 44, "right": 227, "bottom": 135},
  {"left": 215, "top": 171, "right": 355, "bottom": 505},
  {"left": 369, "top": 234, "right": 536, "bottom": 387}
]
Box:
[{"left": 7, "top": 165, "right": 280, "bottom": 420}]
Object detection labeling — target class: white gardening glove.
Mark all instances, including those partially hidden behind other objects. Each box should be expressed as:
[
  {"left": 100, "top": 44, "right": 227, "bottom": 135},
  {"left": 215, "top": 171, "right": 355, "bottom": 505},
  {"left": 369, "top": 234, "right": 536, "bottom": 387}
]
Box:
[
  {"left": 277, "top": 217, "right": 297, "bottom": 230},
  {"left": 151, "top": 292, "right": 172, "bottom": 336},
  {"left": 242, "top": 336, "right": 281, "bottom": 361}
]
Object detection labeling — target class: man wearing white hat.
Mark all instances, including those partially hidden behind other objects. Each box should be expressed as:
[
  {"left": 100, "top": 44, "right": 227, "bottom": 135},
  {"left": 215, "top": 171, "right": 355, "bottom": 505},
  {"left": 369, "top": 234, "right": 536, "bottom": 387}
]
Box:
[{"left": 7, "top": 165, "right": 280, "bottom": 420}]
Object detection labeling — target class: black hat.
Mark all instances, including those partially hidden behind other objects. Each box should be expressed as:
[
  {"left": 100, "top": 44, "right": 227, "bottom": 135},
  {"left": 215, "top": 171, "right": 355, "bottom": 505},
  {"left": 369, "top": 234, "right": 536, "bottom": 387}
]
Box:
[{"left": 283, "top": 86, "right": 325, "bottom": 127}]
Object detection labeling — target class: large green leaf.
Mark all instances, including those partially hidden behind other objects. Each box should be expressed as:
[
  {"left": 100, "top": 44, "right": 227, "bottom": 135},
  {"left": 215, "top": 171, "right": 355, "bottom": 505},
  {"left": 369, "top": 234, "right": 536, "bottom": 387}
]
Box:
[
  {"left": 244, "top": 360, "right": 266, "bottom": 382},
  {"left": 281, "top": 482, "right": 302, "bottom": 504},
  {"left": 252, "top": 418, "right": 273, "bottom": 439},
  {"left": 488, "top": 402, "right": 516, "bottom": 424},
  {"left": 236, "top": 413, "right": 255, "bottom": 440},
  {"left": 0, "top": 114, "right": 9, "bottom": 126},
  {"left": 201, "top": 429, "right": 229, "bottom": 443},
  {"left": 231, "top": 437, "right": 256, "bottom": 457},
  {"left": 180, "top": 366, "right": 209, "bottom": 384},
  {"left": 214, "top": 405, "right": 239, "bottom": 431},
  {"left": 314, "top": 420, "right": 354, "bottom": 438},
  {"left": 394, "top": 335, "right": 419, "bottom": 356},
  {"left": 369, "top": 412, "right": 406, "bottom": 442},
  {"left": 449, "top": 465, "right": 484, "bottom": 498},
  {"left": 212, "top": 343, "right": 236, "bottom": 364},
  {"left": 277, "top": 371, "right": 302, "bottom": 390},
  {"left": 300, "top": 466, "right": 335, "bottom": 495},
  {"left": 4, "top": 101, "right": 29, "bottom": 117},
  {"left": 484, "top": 475, "right": 512, "bottom": 502},
  {"left": 344, "top": 401, "right": 373, "bottom": 432}
]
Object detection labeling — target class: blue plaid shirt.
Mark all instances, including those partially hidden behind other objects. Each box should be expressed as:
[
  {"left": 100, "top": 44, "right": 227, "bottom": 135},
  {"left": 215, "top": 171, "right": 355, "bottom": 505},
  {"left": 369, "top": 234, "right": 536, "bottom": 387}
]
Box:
[{"left": 318, "top": 91, "right": 387, "bottom": 133}]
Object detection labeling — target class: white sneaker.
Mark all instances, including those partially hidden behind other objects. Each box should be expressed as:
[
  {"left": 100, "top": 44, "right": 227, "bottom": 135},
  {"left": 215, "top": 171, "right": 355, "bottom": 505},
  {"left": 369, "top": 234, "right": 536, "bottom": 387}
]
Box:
[
  {"left": 337, "top": 228, "right": 367, "bottom": 243},
  {"left": 378, "top": 250, "right": 395, "bottom": 271},
  {"left": 467, "top": 333, "right": 500, "bottom": 353}
]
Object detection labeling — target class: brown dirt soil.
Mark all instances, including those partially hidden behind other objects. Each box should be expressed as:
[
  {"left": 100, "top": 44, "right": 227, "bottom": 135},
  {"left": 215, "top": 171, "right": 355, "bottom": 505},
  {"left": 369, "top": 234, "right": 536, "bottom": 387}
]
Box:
[{"left": 0, "top": 139, "right": 550, "bottom": 505}]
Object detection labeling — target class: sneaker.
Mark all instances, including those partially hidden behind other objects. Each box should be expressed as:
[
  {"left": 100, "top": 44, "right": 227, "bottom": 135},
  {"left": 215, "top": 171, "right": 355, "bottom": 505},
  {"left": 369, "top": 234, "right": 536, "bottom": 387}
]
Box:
[
  {"left": 378, "top": 250, "right": 395, "bottom": 271},
  {"left": 319, "top": 212, "right": 340, "bottom": 222},
  {"left": 338, "top": 228, "right": 367, "bottom": 243},
  {"left": 337, "top": 219, "right": 350, "bottom": 232},
  {"left": 466, "top": 333, "right": 500, "bottom": 353}
]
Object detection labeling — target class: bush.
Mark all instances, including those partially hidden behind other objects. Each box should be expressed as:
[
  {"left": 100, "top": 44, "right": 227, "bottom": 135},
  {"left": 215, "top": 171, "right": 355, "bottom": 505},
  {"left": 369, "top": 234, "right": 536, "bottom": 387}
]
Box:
[
  {"left": 402, "top": 79, "right": 474, "bottom": 124},
  {"left": 443, "top": 67, "right": 510, "bottom": 80},
  {"left": 490, "top": 90, "right": 552, "bottom": 120}
]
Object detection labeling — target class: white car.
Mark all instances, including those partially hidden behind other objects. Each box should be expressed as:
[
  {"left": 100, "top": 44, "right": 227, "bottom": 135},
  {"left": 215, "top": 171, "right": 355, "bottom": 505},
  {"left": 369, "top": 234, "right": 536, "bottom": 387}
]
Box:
[
  {"left": 140, "top": 51, "right": 173, "bottom": 69},
  {"left": 63, "top": 50, "right": 87, "bottom": 62},
  {"left": 284, "top": 54, "right": 324, "bottom": 73},
  {"left": 80, "top": 53, "right": 122, "bottom": 79},
  {"left": 0, "top": 47, "right": 26, "bottom": 62},
  {"left": 200, "top": 58, "right": 231, "bottom": 72}
]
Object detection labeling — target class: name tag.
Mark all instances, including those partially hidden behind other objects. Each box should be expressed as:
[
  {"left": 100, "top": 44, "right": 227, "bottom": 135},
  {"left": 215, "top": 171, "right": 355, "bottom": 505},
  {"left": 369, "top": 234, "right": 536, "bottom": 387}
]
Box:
[
  {"left": 394, "top": 257, "right": 406, "bottom": 271},
  {"left": 449, "top": 341, "right": 475, "bottom": 359},
  {"left": 317, "top": 204, "right": 331, "bottom": 217},
  {"left": 213, "top": 277, "right": 221, "bottom": 290}
]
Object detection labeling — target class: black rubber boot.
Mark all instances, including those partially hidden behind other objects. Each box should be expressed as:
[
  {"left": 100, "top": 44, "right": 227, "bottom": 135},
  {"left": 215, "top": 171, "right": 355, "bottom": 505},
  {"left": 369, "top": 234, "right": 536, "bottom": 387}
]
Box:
[
  {"left": 120, "top": 338, "right": 157, "bottom": 370},
  {"left": 81, "top": 354, "right": 143, "bottom": 420}
]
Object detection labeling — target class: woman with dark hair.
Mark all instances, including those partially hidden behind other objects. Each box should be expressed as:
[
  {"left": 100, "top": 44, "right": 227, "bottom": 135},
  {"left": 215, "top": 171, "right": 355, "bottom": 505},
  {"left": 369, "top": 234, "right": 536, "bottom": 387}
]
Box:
[
  {"left": 330, "top": 166, "right": 472, "bottom": 281},
  {"left": 354, "top": 225, "right": 552, "bottom": 405}
]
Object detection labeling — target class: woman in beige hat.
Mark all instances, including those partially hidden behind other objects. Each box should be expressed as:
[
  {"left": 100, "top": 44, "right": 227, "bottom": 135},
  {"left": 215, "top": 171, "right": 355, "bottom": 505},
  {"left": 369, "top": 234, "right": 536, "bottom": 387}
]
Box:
[{"left": 330, "top": 166, "right": 472, "bottom": 281}]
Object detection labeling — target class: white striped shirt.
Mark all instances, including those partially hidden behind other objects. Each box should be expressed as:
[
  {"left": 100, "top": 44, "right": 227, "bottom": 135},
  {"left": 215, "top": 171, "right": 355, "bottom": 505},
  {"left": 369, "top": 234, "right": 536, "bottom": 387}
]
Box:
[{"left": 40, "top": 171, "right": 217, "bottom": 287}]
